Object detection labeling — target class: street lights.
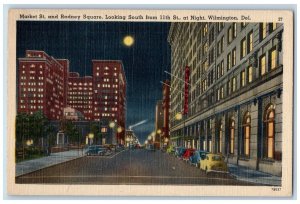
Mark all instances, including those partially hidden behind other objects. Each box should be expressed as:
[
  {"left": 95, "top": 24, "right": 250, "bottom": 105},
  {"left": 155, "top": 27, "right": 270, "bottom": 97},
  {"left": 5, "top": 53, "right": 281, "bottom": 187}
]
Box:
[
  {"left": 88, "top": 133, "right": 94, "bottom": 146},
  {"left": 175, "top": 112, "right": 184, "bottom": 147},
  {"left": 157, "top": 129, "right": 162, "bottom": 149}
]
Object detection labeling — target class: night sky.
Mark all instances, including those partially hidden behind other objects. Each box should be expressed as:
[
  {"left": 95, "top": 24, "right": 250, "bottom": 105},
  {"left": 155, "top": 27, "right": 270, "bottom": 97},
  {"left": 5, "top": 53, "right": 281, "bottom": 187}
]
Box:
[{"left": 17, "top": 21, "right": 171, "bottom": 143}]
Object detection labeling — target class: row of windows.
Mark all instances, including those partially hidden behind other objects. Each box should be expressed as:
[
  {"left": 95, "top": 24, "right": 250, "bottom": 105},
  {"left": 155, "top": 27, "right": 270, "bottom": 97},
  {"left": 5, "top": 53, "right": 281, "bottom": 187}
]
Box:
[{"left": 95, "top": 66, "right": 118, "bottom": 71}]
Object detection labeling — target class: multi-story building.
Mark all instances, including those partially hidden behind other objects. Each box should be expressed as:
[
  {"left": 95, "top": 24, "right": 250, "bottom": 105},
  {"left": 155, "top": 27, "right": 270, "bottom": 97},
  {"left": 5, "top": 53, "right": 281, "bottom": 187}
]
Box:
[
  {"left": 18, "top": 50, "right": 68, "bottom": 120},
  {"left": 67, "top": 72, "right": 93, "bottom": 120},
  {"left": 162, "top": 80, "right": 171, "bottom": 141},
  {"left": 18, "top": 51, "right": 127, "bottom": 144},
  {"left": 154, "top": 100, "right": 164, "bottom": 143},
  {"left": 92, "top": 60, "right": 127, "bottom": 144},
  {"left": 168, "top": 22, "right": 283, "bottom": 176}
]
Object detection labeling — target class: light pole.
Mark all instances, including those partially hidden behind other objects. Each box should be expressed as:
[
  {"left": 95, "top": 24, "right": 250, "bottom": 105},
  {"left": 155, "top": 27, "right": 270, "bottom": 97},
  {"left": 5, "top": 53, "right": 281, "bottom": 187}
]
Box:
[
  {"left": 157, "top": 129, "right": 162, "bottom": 149},
  {"left": 88, "top": 133, "right": 94, "bottom": 146}
]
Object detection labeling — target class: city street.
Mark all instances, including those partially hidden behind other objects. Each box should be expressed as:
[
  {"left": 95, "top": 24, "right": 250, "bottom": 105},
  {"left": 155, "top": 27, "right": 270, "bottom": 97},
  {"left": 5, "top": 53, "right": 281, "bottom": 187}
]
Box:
[{"left": 16, "top": 149, "right": 255, "bottom": 185}]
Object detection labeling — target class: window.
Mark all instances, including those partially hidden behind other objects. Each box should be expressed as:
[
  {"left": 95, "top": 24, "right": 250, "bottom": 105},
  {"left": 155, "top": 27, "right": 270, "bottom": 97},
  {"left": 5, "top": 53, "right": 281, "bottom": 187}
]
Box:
[
  {"left": 247, "top": 31, "right": 253, "bottom": 53},
  {"left": 269, "top": 23, "right": 277, "bottom": 33},
  {"left": 243, "top": 112, "right": 251, "bottom": 156},
  {"left": 220, "top": 61, "right": 224, "bottom": 76},
  {"left": 228, "top": 80, "right": 231, "bottom": 95},
  {"left": 264, "top": 105, "right": 275, "bottom": 159},
  {"left": 232, "top": 77, "right": 236, "bottom": 92},
  {"left": 248, "top": 66, "right": 253, "bottom": 83},
  {"left": 241, "top": 70, "right": 246, "bottom": 87},
  {"left": 260, "top": 55, "right": 266, "bottom": 75},
  {"left": 233, "top": 23, "right": 237, "bottom": 38},
  {"left": 270, "top": 48, "right": 277, "bottom": 70},
  {"left": 217, "top": 88, "right": 220, "bottom": 101},
  {"left": 232, "top": 48, "right": 236, "bottom": 66},
  {"left": 228, "top": 26, "right": 232, "bottom": 43},
  {"left": 241, "top": 22, "right": 247, "bottom": 29},
  {"left": 260, "top": 23, "right": 267, "bottom": 40},
  {"left": 220, "top": 86, "right": 224, "bottom": 99},
  {"left": 227, "top": 53, "right": 232, "bottom": 70},
  {"left": 203, "top": 23, "right": 208, "bottom": 37},
  {"left": 241, "top": 38, "right": 246, "bottom": 58},
  {"left": 229, "top": 119, "right": 235, "bottom": 154},
  {"left": 219, "top": 124, "right": 223, "bottom": 153}
]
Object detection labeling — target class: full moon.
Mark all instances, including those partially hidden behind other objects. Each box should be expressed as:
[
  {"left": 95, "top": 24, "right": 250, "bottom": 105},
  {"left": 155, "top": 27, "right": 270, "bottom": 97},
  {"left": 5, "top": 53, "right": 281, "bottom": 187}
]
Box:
[{"left": 123, "top": 35, "right": 134, "bottom": 47}]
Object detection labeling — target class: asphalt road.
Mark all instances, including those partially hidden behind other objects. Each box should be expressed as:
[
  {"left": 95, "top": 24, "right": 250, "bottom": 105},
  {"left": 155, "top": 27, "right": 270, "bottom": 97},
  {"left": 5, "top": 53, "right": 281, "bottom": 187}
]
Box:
[{"left": 16, "top": 149, "right": 254, "bottom": 185}]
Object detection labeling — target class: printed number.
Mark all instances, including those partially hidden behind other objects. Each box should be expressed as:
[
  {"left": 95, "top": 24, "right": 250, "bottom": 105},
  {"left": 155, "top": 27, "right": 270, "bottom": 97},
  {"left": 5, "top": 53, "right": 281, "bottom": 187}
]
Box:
[
  {"left": 278, "top": 17, "right": 283, "bottom": 22},
  {"left": 271, "top": 187, "right": 281, "bottom": 191}
]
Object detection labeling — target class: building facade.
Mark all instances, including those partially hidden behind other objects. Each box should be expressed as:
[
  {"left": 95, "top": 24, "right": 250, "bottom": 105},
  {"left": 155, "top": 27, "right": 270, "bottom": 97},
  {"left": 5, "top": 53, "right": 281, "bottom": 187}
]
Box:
[
  {"left": 18, "top": 51, "right": 127, "bottom": 144},
  {"left": 162, "top": 80, "right": 171, "bottom": 142},
  {"left": 168, "top": 22, "right": 283, "bottom": 176},
  {"left": 67, "top": 72, "right": 93, "bottom": 120},
  {"left": 154, "top": 100, "right": 164, "bottom": 143},
  {"left": 92, "top": 60, "right": 127, "bottom": 144},
  {"left": 18, "top": 50, "right": 68, "bottom": 120}
]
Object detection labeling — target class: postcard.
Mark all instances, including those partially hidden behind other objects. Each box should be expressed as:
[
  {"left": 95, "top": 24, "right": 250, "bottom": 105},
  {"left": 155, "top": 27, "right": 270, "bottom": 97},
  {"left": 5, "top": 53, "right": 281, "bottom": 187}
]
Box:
[{"left": 6, "top": 9, "right": 293, "bottom": 196}]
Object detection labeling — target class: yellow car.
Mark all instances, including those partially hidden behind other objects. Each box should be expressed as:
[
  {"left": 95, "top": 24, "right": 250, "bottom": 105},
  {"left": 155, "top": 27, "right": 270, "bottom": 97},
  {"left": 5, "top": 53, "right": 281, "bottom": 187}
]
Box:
[{"left": 200, "top": 153, "right": 228, "bottom": 174}]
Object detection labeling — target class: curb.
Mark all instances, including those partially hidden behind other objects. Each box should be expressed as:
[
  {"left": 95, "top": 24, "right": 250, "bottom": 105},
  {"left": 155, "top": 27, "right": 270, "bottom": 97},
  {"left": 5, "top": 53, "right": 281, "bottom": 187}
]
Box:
[{"left": 16, "top": 154, "right": 86, "bottom": 177}]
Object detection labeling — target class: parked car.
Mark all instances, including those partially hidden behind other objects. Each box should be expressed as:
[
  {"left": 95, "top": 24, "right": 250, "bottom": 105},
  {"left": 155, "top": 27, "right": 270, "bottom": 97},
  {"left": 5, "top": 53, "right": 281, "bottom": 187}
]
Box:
[
  {"left": 86, "top": 145, "right": 107, "bottom": 156},
  {"left": 182, "top": 148, "right": 195, "bottom": 161},
  {"left": 189, "top": 150, "right": 208, "bottom": 167},
  {"left": 176, "top": 147, "right": 187, "bottom": 159},
  {"left": 166, "top": 145, "right": 175, "bottom": 154},
  {"left": 200, "top": 153, "right": 228, "bottom": 174}
]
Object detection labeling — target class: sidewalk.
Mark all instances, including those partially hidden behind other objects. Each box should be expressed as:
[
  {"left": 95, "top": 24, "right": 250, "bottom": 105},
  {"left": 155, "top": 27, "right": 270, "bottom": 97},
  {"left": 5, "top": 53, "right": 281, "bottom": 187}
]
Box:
[
  {"left": 16, "top": 149, "right": 86, "bottom": 177},
  {"left": 227, "top": 163, "right": 281, "bottom": 186}
]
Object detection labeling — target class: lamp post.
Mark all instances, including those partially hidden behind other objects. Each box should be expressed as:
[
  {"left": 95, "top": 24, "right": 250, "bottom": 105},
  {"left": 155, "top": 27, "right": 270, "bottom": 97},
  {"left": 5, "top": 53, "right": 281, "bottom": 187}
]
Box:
[
  {"left": 157, "top": 129, "right": 162, "bottom": 149},
  {"left": 88, "top": 133, "right": 94, "bottom": 146},
  {"left": 175, "top": 112, "right": 184, "bottom": 147}
]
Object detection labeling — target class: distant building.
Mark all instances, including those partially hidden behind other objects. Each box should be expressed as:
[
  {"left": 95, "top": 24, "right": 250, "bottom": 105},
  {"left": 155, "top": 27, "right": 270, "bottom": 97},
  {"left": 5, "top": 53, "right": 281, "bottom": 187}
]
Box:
[
  {"left": 162, "top": 80, "right": 170, "bottom": 141},
  {"left": 155, "top": 100, "right": 164, "bottom": 143},
  {"left": 125, "top": 130, "right": 139, "bottom": 147},
  {"left": 18, "top": 50, "right": 68, "bottom": 120},
  {"left": 17, "top": 51, "right": 127, "bottom": 144},
  {"left": 168, "top": 22, "right": 283, "bottom": 176},
  {"left": 67, "top": 72, "right": 93, "bottom": 120},
  {"left": 92, "top": 60, "right": 127, "bottom": 144}
]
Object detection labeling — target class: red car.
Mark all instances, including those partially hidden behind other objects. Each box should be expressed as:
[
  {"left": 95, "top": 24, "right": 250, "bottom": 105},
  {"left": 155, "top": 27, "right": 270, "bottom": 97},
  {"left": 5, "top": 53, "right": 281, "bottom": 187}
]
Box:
[{"left": 182, "top": 148, "right": 195, "bottom": 161}]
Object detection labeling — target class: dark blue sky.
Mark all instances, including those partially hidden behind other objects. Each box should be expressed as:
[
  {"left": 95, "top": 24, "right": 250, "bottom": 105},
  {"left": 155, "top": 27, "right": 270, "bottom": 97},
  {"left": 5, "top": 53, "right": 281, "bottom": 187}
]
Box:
[{"left": 17, "top": 21, "right": 171, "bottom": 142}]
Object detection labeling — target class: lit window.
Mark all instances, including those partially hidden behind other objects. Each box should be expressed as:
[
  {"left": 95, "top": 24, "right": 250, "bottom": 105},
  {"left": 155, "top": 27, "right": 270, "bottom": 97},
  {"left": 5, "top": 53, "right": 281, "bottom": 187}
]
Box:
[
  {"left": 264, "top": 105, "right": 275, "bottom": 159},
  {"left": 230, "top": 119, "right": 235, "bottom": 154},
  {"left": 241, "top": 70, "right": 246, "bottom": 87},
  {"left": 261, "top": 23, "right": 267, "bottom": 40},
  {"left": 260, "top": 55, "right": 266, "bottom": 75},
  {"left": 241, "top": 38, "right": 246, "bottom": 58},
  {"left": 248, "top": 31, "right": 253, "bottom": 53},
  {"left": 228, "top": 27, "right": 232, "bottom": 43},
  {"left": 232, "top": 48, "right": 236, "bottom": 66},
  {"left": 232, "top": 77, "right": 236, "bottom": 92},
  {"left": 233, "top": 23, "right": 237, "bottom": 38},
  {"left": 243, "top": 113, "right": 251, "bottom": 156},
  {"left": 227, "top": 53, "right": 232, "bottom": 70},
  {"left": 270, "top": 49, "right": 277, "bottom": 70}
]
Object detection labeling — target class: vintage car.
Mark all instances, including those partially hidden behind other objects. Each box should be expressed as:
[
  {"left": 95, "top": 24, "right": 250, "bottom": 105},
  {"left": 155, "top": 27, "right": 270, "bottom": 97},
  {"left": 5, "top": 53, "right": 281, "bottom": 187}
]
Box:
[
  {"left": 166, "top": 145, "right": 175, "bottom": 154},
  {"left": 189, "top": 150, "right": 208, "bottom": 167},
  {"left": 176, "top": 147, "right": 187, "bottom": 159},
  {"left": 182, "top": 148, "right": 195, "bottom": 161},
  {"left": 86, "top": 145, "right": 107, "bottom": 156},
  {"left": 200, "top": 153, "right": 228, "bottom": 173}
]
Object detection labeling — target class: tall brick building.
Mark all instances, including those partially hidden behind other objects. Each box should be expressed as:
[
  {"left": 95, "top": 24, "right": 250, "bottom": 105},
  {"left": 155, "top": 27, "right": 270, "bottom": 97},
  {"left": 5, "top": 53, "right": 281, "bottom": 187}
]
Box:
[
  {"left": 67, "top": 72, "right": 93, "bottom": 120},
  {"left": 92, "top": 60, "right": 127, "bottom": 143},
  {"left": 18, "top": 50, "right": 68, "bottom": 120},
  {"left": 18, "top": 50, "right": 127, "bottom": 143}
]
